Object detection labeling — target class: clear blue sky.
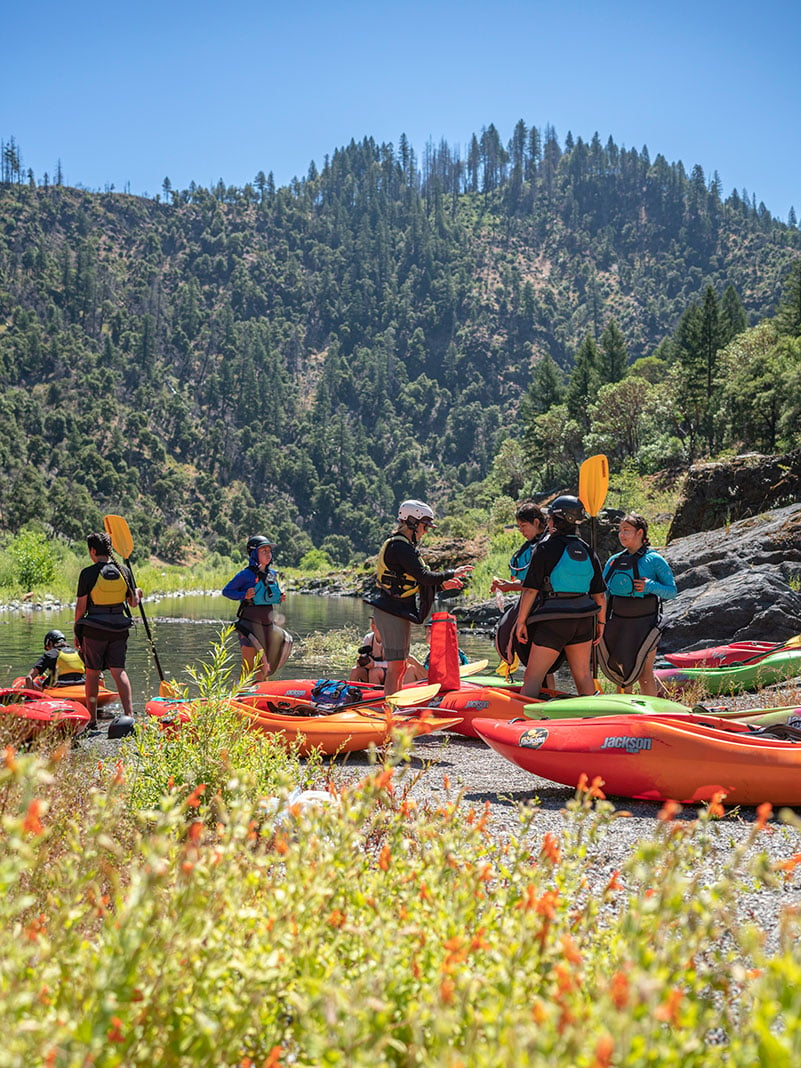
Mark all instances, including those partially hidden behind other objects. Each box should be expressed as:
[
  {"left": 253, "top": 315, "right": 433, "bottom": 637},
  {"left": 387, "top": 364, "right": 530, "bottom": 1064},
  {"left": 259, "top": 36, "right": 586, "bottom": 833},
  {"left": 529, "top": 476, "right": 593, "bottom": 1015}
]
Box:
[{"left": 3, "top": 0, "right": 799, "bottom": 221}]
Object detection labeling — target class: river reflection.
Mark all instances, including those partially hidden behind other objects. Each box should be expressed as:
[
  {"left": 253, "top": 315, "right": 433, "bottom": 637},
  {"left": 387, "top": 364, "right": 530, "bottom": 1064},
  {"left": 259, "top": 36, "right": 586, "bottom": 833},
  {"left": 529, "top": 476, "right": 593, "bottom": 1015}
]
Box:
[{"left": 0, "top": 593, "right": 498, "bottom": 708}]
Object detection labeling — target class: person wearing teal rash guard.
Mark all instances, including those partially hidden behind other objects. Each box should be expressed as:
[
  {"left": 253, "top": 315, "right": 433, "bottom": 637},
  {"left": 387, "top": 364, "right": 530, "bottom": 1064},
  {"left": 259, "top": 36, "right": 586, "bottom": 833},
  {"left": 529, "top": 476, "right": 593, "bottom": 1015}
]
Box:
[
  {"left": 490, "top": 502, "right": 548, "bottom": 595},
  {"left": 223, "top": 535, "right": 287, "bottom": 682},
  {"left": 598, "top": 513, "right": 677, "bottom": 696}
]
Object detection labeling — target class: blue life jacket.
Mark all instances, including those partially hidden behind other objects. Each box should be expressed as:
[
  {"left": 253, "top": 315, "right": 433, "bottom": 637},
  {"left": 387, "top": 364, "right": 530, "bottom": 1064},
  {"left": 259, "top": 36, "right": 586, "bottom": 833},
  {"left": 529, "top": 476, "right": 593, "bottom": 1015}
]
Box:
[{"left": 250, "top": 566, "right": 282, "bottom": 605}]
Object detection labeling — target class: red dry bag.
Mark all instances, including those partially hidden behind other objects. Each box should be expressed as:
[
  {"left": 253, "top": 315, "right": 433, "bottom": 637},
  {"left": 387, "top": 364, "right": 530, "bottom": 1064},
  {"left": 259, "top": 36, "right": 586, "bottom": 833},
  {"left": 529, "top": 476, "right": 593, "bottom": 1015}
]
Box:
[{"left": 427, "top": 611, "right": 461, "bottom": 692}]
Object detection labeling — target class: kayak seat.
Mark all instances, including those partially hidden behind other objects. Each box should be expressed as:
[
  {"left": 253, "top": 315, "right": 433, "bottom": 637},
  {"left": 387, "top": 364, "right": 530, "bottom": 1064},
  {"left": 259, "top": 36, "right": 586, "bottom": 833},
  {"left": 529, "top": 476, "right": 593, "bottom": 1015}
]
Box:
[{"left": 750, "top": 723, "right": 801, "bottom": 742}]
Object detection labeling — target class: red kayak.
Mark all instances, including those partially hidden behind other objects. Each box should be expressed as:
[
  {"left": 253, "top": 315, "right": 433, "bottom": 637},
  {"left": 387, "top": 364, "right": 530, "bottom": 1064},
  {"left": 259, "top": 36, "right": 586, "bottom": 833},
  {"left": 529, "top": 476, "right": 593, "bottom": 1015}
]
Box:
[
  {"left": 663, "top": 640, "right": 783, "bottom": 669},
  {"left": 1, "top": 687, "right": 90, "bottom": 742}
]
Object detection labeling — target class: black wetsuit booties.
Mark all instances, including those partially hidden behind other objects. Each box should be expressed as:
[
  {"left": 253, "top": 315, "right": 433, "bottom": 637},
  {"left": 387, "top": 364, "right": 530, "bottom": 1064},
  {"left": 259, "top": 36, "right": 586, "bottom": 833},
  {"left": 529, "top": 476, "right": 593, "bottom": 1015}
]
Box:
[{"left": 368, "top": 531, "right": 457, "bottom": 624}]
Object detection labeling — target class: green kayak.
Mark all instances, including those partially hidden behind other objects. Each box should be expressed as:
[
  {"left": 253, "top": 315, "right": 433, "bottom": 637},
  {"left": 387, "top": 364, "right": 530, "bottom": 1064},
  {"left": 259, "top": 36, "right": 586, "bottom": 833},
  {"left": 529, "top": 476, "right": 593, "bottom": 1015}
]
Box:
[
  {"left": 524, "top": 691, "right": 801, "bottom": 727},
  {"left": 654, "top": 648, "right": 801, "bottom": 695}
]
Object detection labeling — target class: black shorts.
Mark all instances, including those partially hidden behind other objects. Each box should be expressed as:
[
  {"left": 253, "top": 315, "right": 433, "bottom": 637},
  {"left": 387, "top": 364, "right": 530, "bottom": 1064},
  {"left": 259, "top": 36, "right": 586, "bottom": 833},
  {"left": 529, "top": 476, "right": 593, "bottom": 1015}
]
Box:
[
  {"left": 530, "top": 615, "right": 596, "bottom": 652},
  {"left": 79, "top": 628, "right": 129, "bottom": 671}
]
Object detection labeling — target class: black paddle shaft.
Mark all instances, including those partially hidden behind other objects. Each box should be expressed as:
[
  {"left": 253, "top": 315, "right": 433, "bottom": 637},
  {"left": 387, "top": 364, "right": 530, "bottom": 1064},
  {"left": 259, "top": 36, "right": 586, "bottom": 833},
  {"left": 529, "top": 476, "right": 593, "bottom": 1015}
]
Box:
[{"left": 123, "top": 555, "right": 166, "bottom": 682}]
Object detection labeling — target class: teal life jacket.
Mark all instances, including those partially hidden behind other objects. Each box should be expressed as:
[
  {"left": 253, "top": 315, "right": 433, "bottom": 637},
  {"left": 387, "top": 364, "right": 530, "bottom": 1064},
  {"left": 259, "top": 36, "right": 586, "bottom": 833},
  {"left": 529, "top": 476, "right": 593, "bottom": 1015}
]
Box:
[
  {"left": 544, "top": 536, "right": 594, "bottom": 594},
  {"left": 248, "top": 566, "right": 282, "bottom": 606},
  {"left": 509, "top": 540, "right": 535, "bottom": 582}
]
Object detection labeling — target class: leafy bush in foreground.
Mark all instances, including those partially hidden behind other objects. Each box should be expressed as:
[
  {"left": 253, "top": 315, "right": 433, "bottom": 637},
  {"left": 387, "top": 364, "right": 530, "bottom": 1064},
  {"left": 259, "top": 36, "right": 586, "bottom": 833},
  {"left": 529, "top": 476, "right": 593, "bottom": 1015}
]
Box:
[{"left": 2, "top": 733, "right": 801, "bottom": 1067}]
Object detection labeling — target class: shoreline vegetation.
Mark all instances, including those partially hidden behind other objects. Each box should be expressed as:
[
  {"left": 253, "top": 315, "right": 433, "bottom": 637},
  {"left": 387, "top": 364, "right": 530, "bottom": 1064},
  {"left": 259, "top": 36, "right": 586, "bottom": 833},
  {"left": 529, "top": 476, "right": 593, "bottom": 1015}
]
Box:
[
  {"left": 0, "top": 466, "right": 681, "bottom": 615},
  {"left": 3, "top": 634, "right": 801, "bottom": 1063}
]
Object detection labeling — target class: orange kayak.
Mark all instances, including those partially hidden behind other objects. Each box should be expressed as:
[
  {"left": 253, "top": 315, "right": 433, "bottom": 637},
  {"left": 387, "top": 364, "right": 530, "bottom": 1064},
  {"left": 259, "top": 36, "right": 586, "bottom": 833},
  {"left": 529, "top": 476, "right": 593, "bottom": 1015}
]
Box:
[
  {"left": 12, "top": 676, "right": 118, "bottom": 707},
  {"left": 474, "top": 712, "right": 801, "bottom": 806},
  {"left": 145, "top": 695, "right": 460, "bottom": 756}
]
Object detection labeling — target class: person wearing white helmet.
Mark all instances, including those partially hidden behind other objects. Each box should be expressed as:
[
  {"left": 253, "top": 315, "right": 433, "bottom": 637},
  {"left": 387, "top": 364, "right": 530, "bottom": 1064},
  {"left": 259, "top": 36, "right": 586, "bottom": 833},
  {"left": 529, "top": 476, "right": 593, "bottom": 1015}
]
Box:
[{"left": 367, "top": 499, "right": 473, "bottom": 695}]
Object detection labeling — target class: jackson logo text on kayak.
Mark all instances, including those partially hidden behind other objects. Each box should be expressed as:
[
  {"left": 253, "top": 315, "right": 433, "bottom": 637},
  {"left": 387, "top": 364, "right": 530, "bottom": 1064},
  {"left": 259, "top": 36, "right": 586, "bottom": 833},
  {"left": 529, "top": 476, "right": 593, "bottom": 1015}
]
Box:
[{"left": 600, "top": 735, "right": 653, "bottom": 753}]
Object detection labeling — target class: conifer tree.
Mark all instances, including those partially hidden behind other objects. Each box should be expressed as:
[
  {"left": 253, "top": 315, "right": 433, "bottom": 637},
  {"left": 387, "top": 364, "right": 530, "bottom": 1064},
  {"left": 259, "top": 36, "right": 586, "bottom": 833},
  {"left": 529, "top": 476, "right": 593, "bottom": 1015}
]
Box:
[
  {"left": 599, "top": 319, "right": 628, "bottom": 383},
  {"left": 775, "top": 260, "right": 801, "bottom": 337},
  {"left": 565, "top": 335, "right": 600, "bottom": 429}
]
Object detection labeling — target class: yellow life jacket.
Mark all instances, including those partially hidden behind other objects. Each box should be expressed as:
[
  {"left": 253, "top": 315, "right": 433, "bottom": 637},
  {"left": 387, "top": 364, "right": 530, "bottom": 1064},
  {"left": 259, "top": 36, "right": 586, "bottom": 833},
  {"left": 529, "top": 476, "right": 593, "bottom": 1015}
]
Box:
[
  {"left": 90, "top": 563, "right": 130, "bottom": 607},
  {"left": 52, "top": 647, "right": 85, "bottom": 683},
  {"left": 376, "top": 533, "right": 420, "bottom": 600}
]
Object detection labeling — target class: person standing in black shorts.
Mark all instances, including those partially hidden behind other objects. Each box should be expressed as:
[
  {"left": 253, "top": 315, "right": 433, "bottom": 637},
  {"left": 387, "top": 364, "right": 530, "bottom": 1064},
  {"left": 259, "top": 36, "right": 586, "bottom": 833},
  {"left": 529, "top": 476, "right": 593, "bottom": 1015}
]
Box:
[
  {"left": 515, "top": 496, "right": 606, "bottom": 699},
  {"left": 74, "top": 532, "right": 141, "bottom": 735}
]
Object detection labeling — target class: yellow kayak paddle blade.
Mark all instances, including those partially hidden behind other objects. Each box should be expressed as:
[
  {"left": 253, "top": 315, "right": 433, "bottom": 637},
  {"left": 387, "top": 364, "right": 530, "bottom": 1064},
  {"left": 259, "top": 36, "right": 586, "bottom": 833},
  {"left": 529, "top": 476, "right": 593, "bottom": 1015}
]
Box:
[{"left": 104, "top": 514, "right": 135, "bottom": 560}]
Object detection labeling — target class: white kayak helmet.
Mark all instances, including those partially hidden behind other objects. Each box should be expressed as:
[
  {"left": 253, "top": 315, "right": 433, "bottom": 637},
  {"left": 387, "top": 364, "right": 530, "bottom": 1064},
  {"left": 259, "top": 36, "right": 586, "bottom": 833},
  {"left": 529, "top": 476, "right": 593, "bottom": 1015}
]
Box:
[{"left": 398, "top": 499, "right": 435, "bottom": 529}]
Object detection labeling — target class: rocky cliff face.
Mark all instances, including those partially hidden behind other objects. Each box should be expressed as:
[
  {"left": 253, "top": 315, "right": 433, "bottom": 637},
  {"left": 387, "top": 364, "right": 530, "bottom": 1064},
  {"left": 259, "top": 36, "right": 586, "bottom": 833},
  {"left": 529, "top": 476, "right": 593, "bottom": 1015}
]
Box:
[{"left": 668, "top": 451, "right": 801, "bottom": 542}]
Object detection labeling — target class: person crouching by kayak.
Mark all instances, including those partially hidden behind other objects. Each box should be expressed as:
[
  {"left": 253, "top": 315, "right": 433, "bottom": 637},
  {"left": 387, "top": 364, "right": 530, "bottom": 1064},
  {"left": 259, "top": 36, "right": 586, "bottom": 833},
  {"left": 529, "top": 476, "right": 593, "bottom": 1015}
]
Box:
[
  {"left": 515, "top": 496, "right": 606, "bottom": 699},
  {"left": 367, "top": 499, "right": 473, "bottom": 696},
  {"left": 223, "top": 535, "right": 287, "bottom": 682},
  {"left": 74, "top": 532, "right": 141, "bottom": 735},
  {"left": 24, "top": 629, "right": 86, "bottom": 691},
  {"left": 598, "top": 513, "right": 677, "bottom": 696}
]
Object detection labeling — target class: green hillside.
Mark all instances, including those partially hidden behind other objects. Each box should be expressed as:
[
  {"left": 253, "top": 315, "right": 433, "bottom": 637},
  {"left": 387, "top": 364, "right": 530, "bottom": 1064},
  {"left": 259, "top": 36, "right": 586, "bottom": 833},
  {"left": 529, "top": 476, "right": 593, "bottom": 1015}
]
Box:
[{"left": 1, "top": 126, "right": 799, "bottom": 564}]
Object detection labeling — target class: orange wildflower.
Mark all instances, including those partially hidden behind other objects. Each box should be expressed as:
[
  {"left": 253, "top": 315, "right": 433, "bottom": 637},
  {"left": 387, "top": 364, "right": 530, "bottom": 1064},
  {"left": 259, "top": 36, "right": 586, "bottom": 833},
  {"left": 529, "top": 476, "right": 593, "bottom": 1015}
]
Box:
[
  {"left": 756, "top": 802, "right": 773, "bottom": 829},
  {"left": 559, "top": 933, "right": 582, "bottom": 965},
  {"left": 186, "top": 783, "right": 207, "bottom": 808},
  {"left": 328, "top": 908, "right": 346, "bottom": 928},
  {"left": 443, "top": 774, "right": 451, "bottom": 790},
  {"left": 540, "top": 832, "right": 561, "bottom": 864},
  {"left": 775, "top": 853, "right": 801, "bottom": 874},
  {"left": 591, "top": 1034, "right": 615, "bottom": 1068},
  {"left": 181, "top": 861, "right": 194, "bottom": 874},
  {"left": 273, "top": 832, "right": 289, "bottom": 855},
  {"left": 107, "top": 1016, "right": 125, "bottom": 1043},
  {"left": 419, "top": 880, "right": 431, "bottom": 901},
  {"left": 440, "top": 977, "right": 455, "bottom": 1005},
  {"left": 22, "top": 799, "right": 44, "bottom": 836},
  {"left": 518, "top": 883, "right": 538, "bottom": 911},
  {"left": 24, "top": 913, "right": 47, "bottom": 941},
  {"left": 375, "top": 767, "right": 394, "bottom": 793},
  {"left": 604, "top": 870, "right": 622, "bottom": 893},
  {"left": 187, "top": 821, "right": 203, "bottom": 844},
  {"left": 263, "top": 1049, "right": 283, "bottom": 1068},
  {"left": 707, "top": 792, "right": 726, "bottom": 819},
  {"left": 535, "top": 888, "right": 559, "bottom": 919},
  {"left": 658, "top": 800, "right": 682, "bottom": 822},
  {"left": 531, "top": 999, "right": 547, "bottom": 1024},
  {"left": 3, "top": 746, "right": 17, "bottom": 771},
  {"left": 378, "top": 844, "right": 391, "bottom": 871},
  {"left": 655, "top": 988, "right": 684, "bottom": 1024},
  {"left": 589, "top": 775, "right": 606, "bottom": 799},
  {"left": 610, "top": 970, "right": 630, "bottom": 1009}
]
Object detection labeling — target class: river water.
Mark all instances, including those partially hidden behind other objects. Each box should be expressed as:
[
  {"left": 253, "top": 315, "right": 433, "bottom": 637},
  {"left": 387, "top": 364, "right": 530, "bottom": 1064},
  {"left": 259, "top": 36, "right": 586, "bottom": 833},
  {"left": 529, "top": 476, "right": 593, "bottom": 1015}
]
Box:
[{"left": 0, "top": 593, "right": 497, "bottom": 707}]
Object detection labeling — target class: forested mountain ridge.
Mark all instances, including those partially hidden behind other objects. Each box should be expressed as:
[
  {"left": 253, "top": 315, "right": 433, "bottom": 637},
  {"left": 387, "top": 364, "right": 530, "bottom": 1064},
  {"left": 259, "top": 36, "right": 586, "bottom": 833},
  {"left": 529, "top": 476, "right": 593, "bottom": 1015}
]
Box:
[{"left": 1, "top": 127, "right": 799, "bottom": 565}]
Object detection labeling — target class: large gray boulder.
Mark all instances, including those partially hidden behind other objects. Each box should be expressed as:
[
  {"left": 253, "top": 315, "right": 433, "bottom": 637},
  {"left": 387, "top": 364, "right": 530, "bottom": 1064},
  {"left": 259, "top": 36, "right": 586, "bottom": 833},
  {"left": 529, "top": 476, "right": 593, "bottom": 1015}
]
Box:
[{"left": 659, "top": 503, "right": 801, "bottom": 651}]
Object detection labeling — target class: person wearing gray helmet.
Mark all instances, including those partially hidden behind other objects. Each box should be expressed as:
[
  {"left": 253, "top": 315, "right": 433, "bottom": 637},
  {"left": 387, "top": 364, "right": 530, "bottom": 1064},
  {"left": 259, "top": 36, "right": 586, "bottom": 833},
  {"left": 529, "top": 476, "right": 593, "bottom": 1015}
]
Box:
[{"left": 514, "top": 495, "right": 606, "bottom": 699}]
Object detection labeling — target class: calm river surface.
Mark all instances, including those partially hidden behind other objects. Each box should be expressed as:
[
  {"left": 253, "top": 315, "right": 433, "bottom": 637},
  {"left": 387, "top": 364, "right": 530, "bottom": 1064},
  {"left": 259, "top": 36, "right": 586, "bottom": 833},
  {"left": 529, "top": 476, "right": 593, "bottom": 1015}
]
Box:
[{"left": 1, "top": 593, "right": 497, "bottom": 709}]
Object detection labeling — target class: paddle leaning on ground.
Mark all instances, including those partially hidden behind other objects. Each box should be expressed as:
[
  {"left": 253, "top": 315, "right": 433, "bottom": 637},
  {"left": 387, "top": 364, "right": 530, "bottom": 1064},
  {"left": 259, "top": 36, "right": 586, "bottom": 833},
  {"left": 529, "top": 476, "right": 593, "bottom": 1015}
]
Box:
[{"left": 103, "top": 514, "right": 176, "bottom": 698}]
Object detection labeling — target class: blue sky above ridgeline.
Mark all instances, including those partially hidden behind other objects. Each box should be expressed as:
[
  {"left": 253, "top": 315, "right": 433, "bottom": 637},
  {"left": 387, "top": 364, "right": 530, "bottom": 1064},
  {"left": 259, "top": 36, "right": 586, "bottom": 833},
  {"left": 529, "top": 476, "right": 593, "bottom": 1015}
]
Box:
[{"left": 3, "top": 0, "right": 799, "bottom": 222}]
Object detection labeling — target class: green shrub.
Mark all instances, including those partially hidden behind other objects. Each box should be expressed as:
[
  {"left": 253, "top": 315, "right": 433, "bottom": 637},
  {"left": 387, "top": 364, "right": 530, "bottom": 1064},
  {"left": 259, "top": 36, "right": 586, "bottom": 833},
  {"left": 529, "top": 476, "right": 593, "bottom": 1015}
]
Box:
[{"left": 7, "top": 527, "right": 56, "bottom": 589}]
